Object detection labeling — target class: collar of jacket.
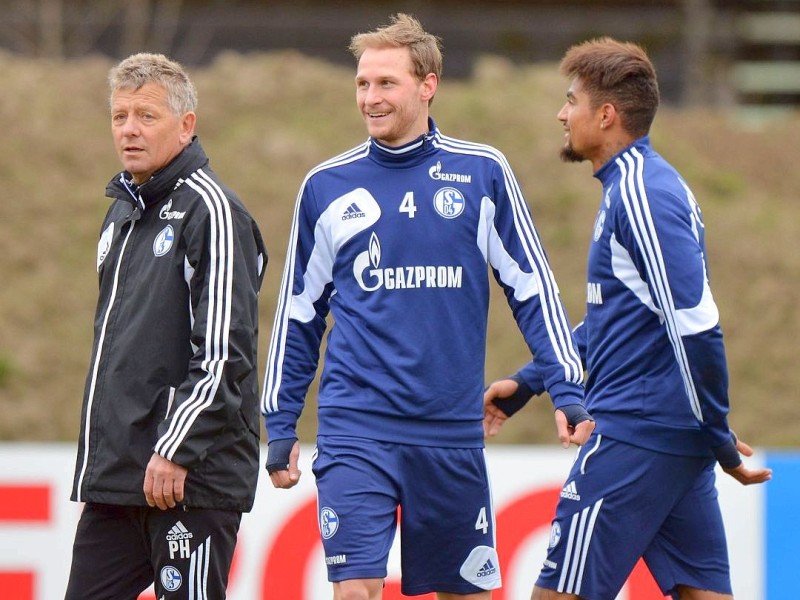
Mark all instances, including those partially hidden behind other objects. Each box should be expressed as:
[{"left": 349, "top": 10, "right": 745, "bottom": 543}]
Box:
[
  {"left": 105, "top": 136, "right": 210, "bottom": 209},
  {"left": 367, "top": 117, "right": 439, "bottom": 167},
  {"left": 594, "top": 134, "right": 652, "bottom": 183}
]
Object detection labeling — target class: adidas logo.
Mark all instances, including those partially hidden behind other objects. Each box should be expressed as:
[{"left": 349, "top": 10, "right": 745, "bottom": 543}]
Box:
[
  {"left": 560, "top": 480, "right": 581, "bottom": 501},
  {"left": 476, "top": 558, "right": 497, "bottom": 578},
  {"left": 166, "top": 521, "right": 193, "bottom": 541},
  {"left": 342, "top": 202, "right": 366, "bottom": 221}
]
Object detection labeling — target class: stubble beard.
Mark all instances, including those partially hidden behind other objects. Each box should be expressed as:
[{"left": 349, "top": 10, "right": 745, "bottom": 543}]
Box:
[{"left": 560, "top": 142, "right": 585, "bottom": 163}]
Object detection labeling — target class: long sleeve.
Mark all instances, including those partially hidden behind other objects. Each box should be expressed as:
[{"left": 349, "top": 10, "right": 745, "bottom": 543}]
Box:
[
  {"left": 154, "top": 183, "right": 265, "bottom": 467},
  {"left": 485, "top": 158, "right": 584, "bottom": 407},
  {"left": 515, "top": 318, "right": 587, "bottom": 408},
  {"left": 613, "top": 150, "right": 733, "bottom": 451},
  {"left": 261, "top": 179, "right": 332, "bottom": 442}
]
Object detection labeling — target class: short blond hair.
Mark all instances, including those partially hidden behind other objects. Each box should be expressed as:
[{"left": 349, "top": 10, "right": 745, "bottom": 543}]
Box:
[{"left": 349, "top": 13, "right": 443, "bottom": 82}]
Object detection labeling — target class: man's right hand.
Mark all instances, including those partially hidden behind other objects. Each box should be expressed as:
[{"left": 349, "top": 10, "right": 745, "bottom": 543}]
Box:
[
  {"left": 484, "top": 379, "right": 512, "bottom": 437},
  {"left": 266, "top": 438, "right": 302, "bottom": 489}
]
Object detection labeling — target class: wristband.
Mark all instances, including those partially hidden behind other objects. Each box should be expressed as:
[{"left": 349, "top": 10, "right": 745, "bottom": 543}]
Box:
[
  {"left": 490, "top": 373, "right": 534, "bottom": 417},
  {"left": 713, "top": 437, "right": 742, "bottom": 470},
  {"left": 266, "top": 438, "right": 297, "bottom": 474},
  {"left": 558, "top": 403, "right": 594, "bottom": 426}
]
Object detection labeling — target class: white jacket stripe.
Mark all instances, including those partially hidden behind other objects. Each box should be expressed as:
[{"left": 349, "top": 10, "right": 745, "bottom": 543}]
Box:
[
  {"left": 75, "top": 223, "right": 136, "bottom": 501},
  {"left": 433, "top": 133, "right": 582, "bottom": 383},
  {"left": 155, "top": 169, "right": 234, "bottom": 459},
  {"left": 616, "top": 148, "right": 703, "bottom": 421}
]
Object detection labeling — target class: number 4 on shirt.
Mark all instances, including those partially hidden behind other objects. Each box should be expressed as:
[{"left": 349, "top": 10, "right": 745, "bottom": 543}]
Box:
[{"left": 399, "top": 192, "right": 417, "bottom": 218}]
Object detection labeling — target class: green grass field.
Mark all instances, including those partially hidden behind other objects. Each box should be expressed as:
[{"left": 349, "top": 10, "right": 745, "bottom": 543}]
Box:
[{"left": 1, "top": 50, "right": 798, "bottom": 446}]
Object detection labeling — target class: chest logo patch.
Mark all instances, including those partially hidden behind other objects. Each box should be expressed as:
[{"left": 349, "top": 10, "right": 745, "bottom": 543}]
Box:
[
  {"left": 593, "top": 210, "right": 606, "bottom": 242},
  {"left": 429, "top": 160, "right": 472, "bottom": 183},
  {"left": 433, "top": 187, "right": 465, "bottom": 219},
  {"left": 153, "top": 224, "right": 175, "bottom": 257},
  {"left": 97, "top": 222, "right": 114, "bottom": 271},
  {"left": 159, "top": 199, "right": 186, "bottom": 220}
]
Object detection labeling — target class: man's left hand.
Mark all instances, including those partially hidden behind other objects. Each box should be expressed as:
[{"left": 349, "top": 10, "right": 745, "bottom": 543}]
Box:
[
  {"left": 554, "top": 406, "right": 595, "bottom": 448},
  {"left": 722, "top": 436, "right": 772, "bottom": 486}
]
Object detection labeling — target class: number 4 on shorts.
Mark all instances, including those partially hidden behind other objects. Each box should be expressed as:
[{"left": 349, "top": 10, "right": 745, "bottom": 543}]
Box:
[{"left": 475, "top": 506, "right": 489, "bottom": 534}]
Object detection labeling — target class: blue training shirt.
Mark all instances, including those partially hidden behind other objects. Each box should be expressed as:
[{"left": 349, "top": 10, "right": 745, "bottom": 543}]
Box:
[
  {"left": 262, "top": 120, "right": 584, "bottom": 448},
  {"left": 521, "top": 136, "right": 735, "bottom": 458}
]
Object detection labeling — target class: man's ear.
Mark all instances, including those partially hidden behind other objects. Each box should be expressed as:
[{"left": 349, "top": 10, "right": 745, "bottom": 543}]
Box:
[
  {"left": 179, "top": 111, "right": 197, "bottom": 144},
  {"left": 598, "top": 103, "right": 618, "bottom": 129},
  {"left": 421, "top": 73, "right": 438, "bottom": 105}
]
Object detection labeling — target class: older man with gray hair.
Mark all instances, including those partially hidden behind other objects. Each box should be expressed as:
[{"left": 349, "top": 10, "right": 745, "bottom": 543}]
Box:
[{"left": 65, "top": 52, "right": 266, "bottom": 599}]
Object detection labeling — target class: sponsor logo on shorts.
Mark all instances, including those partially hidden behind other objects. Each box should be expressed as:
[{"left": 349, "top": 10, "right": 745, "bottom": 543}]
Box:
[
  {"left": 166, "top": 521, "right": 194, "bottom": 541},
  {"left": 459, "top": 545, "right": 501, "bottom": 589},
  {"left": 325, "top": 554, "right": 347, "bottom": 565},
  {"left": 543, "top": 559, "right": 558, "bottom": 570},
  {"left": 319, "top": 506, "right": 339, "bottom": 539},
  {"left": 160, "top": 565, "right": 182, "bottom": 592},
  {"left": 476, "top": 558, "right": 497, "bottom": 578},
  {"left": 549, "top": 521, "right": 561, "bottom": 549},
  {"left": 560, "top": 480, "right": 581, "bottom": 501}
]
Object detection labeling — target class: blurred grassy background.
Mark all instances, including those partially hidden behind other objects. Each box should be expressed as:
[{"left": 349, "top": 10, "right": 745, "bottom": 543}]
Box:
[{"left": 0, "top": 49, "right": 797, "bottom": 446}]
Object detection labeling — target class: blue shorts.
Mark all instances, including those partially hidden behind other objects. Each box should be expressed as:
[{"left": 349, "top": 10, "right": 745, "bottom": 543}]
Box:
[
  {"left": 312, "top": 435, "right": 501, "bottom": 595},
  {"left": 536, "top": 434, "right": 731, "bottom": 600}
]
